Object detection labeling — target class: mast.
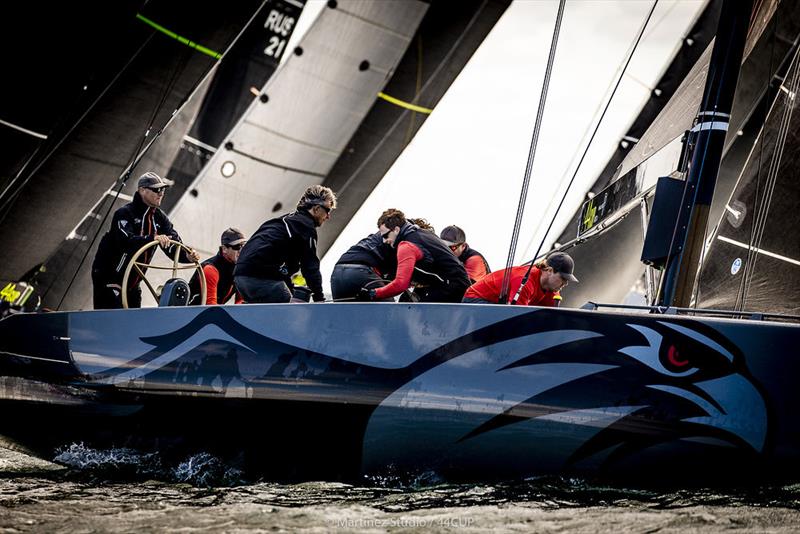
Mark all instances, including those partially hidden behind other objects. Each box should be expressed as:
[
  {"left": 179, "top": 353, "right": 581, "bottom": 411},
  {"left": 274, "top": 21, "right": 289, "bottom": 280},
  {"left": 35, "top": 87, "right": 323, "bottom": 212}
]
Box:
[{"left": 658, "top": 0, "right": 753, "bottom": 308}]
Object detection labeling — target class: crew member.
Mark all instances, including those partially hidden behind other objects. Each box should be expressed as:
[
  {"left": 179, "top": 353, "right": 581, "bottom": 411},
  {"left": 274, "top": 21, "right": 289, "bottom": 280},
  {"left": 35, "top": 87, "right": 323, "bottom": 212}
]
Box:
[
  {"left": 358, "top": 209, "right": 469, "bottom": 303},
  {"left": 462, "top": 252, "right": 577, "bottom": 306},
  {"left": 188, "top": 228, "right": 247, "bottom": 305},
  {"left": 331, "top": 231, "right": 395, "bottom": 300},
  {"left": 440, "top": 225, "right": 491, "bottom": 283},
  {"left": 234, "top": 185, "right": 336, "bottom": 303},
  {"left": 91, "top": 172, "right": 200, "bottom": 309}
]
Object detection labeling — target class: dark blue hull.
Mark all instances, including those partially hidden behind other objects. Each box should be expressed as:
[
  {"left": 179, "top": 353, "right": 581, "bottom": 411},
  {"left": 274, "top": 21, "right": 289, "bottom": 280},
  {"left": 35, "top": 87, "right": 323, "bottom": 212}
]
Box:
[{"left": 1, "top": 303, "right": 798, "bottom": 482}]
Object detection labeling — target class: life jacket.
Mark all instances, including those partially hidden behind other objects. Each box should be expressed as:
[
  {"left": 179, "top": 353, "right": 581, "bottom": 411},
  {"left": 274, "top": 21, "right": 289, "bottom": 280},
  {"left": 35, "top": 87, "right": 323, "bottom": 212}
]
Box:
[
  {"left": 396, "top": 223, "right": 470, "bottom": 290},
  {"left": 188, "top": 250, "right": 236, "bottom": 305}
]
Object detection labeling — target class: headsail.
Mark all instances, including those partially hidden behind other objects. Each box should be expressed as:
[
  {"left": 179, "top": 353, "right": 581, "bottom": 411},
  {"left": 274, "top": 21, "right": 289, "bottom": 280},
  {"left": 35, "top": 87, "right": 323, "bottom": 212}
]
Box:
[{"left": 166, "top": 0, "right": 430, "bottom": 272}]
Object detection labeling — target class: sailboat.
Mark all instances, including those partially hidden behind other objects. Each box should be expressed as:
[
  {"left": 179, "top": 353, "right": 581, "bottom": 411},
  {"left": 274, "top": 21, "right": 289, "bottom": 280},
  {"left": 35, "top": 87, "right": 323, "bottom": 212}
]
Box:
[{"left": 0, "top": 0, "right": 798, "bottom": 483}]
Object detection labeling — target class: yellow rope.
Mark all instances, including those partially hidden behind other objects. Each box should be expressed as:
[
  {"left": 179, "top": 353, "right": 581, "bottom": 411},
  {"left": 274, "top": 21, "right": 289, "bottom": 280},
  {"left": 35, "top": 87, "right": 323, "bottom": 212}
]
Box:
[{"left": 377, "top": 92, "right": 433, "bottom": 114}]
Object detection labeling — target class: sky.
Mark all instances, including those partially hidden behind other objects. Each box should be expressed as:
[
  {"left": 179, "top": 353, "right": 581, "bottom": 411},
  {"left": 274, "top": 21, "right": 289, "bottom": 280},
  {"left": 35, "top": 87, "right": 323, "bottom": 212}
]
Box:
[{"left": 298, "top": 0, "right": 706, "bottom": 295}]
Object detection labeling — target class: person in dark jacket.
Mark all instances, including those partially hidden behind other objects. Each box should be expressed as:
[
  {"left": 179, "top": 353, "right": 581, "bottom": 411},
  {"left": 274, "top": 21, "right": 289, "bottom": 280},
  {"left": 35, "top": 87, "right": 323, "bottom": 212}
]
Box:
[
  {"left": 357, "top": 209, "right": 470, "bottom": 303},
  {"left": 330, "top": 231, "right": 396, "bottom": 300},
  {"left": 234, "top": 185, "right": 336, "bottom": 303},
  {"left": 91, "top": 171, "right": 200, "bottom": 309},
  {"left": 440, "top": 225, "right": 491, "bottom": 283},
  {"left": 188, "top": 228, "right": 247, "bottom": 305}
]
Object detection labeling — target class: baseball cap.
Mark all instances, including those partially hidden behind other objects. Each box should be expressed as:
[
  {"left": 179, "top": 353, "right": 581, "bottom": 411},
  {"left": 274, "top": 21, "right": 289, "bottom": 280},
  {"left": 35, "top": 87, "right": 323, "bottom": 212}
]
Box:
[
  {"left": 221, "top": 227, "right": 246, "bottom": 246},
  {"left": 137, "top": 171, "right": 172, "bottom": 190},
  {"left": 547, "top": 252, "right": 578, "bottom": 283},
  {"left": 440, "top": 225, "right": 466, "bottom": 246}
]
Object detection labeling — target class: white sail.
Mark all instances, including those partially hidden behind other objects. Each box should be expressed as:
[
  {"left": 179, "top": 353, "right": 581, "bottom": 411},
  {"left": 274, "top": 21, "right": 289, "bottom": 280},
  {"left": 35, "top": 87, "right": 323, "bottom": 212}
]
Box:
[{"left": 168, "top": 0, "right": 428, "bottom": 262}]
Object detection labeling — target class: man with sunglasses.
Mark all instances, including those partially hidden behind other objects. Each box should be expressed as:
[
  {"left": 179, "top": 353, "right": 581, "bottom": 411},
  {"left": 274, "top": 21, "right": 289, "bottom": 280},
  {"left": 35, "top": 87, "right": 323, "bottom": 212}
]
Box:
[
  {"left": 234, "top": 185, "right": 336, "bottom": 303},
  {"left": 357, "top": 209, "right": 469, "bottom": 303},
  {"left": 91, "top": 171, "right": 200, "bottom": 309},
  {"left": 440, "top": 225, "right": 491, "bottom": 284},
  {"left": 188, "top": 228, "right": 247, "bottom": 305}
]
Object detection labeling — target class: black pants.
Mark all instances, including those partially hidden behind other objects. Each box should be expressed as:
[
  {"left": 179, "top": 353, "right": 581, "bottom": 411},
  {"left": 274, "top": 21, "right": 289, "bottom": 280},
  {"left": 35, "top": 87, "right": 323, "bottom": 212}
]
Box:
[
  {"left": 234, "top": 275, "right": 292, "bottom": 303},
  {"left": 92, "top": 278, "right": 141, "bottom": 309},
  {"left": 330, "top": 264, "right": 388, "bottom": 301},
  {"left": 415, "top": 279, "right": 469, "bottom": 303}
]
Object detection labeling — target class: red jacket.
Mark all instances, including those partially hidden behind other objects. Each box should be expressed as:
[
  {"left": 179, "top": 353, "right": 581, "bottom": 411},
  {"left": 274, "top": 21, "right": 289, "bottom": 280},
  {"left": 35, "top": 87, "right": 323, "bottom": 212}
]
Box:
[{"left": 464, "top": 265, "right": 560, "bottom": 306}]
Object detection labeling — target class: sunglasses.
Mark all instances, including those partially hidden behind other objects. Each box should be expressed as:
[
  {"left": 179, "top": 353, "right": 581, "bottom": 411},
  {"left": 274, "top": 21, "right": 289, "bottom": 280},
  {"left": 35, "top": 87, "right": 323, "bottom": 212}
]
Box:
[
  {"left": 381, "top": 229, "right": 392, "bottom": 240},
  {"left": 316, "top": 204, "right": 332, "bottom": 214},
  {"left": 146, "top": 187, "right": 166, "bottom": 195},
  {"left": 226, "top": 243, "right": 244, "bottom": 251}
]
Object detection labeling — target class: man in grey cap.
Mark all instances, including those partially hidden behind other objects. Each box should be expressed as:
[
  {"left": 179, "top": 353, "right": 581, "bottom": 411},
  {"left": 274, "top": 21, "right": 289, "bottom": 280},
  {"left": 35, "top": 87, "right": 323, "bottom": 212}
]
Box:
[
  {"left": 91, "top": 171, "right": 200, "bottom": 309},
  {"left": 188, "top": 228, "right": 247, "bottom": 305}
]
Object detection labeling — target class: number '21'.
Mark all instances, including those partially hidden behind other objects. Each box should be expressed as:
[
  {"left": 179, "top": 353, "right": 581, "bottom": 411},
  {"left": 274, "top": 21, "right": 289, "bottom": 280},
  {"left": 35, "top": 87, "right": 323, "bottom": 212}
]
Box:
[{"left": 265, "top": 36, "right": 286, "bottom": 58}]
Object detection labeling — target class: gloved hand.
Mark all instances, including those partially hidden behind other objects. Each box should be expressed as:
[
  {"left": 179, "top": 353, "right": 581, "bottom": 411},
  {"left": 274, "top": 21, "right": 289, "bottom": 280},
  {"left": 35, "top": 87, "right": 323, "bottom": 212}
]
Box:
[{"left": 356, "top": 287, "right": 376, "bottom": 301}]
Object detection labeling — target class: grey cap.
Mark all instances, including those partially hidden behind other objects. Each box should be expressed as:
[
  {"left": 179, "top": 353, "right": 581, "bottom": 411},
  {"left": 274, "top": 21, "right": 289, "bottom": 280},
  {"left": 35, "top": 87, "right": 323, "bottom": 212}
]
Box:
[
  {"left": 221, "top": 227, "right": 246, "bottom": 246},
  {"left": 547, "top": 252, "right": 578, "bottom": 282},
  {"left": 439, "top": 225, "right": 466, "bottom": 246},
  {"left": 137, "top": 171, "right": 171, "bottom": 190}
]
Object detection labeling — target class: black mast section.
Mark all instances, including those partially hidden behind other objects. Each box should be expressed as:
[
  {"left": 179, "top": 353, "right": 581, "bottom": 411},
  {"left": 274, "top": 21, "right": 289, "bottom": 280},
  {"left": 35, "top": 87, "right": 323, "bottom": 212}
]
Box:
[{"left": 658, "top": 0, "right": 753, "bottom": 308}]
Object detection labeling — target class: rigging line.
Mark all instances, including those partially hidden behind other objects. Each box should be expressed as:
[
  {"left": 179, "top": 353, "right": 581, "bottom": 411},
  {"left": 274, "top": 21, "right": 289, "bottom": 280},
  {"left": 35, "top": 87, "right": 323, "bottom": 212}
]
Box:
[
  {"left": 499, "top": 0, "right": 566, "bottom": 304},
  {"left": 509, "top": 0, "right": 659, "bottom": 306},
  {"left": 0, "top": 118, "right": 47, "bottom": 139},
  {"left": 520, "top": 0, "right": 658, "bottom": 261},
  {"left": 0, "top": 34, "right": 156, "bottom": 219},
  {"left": 54, "top": 2, "right": 270, "bottom": 310},
  {"left": 334, "top": 0, "right": 491, "bottom": 198}
]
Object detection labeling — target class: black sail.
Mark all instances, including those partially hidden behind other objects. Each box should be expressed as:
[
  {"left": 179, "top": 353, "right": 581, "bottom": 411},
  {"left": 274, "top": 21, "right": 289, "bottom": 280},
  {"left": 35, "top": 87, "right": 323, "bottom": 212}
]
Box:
[
  {"left": 161, "top": 0, "right": 305, "bottom": 214},
  {"left": 0, "top": 2, "right": 274, "bottom": 310},
  {"left": 695, "top": 44, "right": 800, "bottom": 314}
]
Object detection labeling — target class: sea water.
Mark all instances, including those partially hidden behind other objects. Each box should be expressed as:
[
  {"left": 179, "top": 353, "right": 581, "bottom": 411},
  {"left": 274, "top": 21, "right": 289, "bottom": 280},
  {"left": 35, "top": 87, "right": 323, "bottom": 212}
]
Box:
[{"left": 1, "top": 446, "right": 800, "bottom": 532}]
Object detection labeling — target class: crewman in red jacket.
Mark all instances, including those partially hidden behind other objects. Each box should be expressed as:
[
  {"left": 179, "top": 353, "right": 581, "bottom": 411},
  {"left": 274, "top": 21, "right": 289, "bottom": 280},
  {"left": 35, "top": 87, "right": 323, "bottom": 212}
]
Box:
[
  {"left": 189, "top": 228, "right": 247, "bottom": 305},
  {"left": 462, "top": 252, "right": 577, "bottom": 306},
  {"left": 357, "top": 209, "right": 469, "bottom": 303},
  {"left": 440, "top": 225, "right": 491, "bottom": 283}
]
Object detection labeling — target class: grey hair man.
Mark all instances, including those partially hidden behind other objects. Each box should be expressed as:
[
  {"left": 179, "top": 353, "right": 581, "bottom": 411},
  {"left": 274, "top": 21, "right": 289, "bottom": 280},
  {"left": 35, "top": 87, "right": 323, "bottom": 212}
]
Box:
[
  {"left": 91, "top": 171, "right": 200, "bottom": 309},
  {"left": 234, "top": 185, "right": 337, "bottom": 303}
]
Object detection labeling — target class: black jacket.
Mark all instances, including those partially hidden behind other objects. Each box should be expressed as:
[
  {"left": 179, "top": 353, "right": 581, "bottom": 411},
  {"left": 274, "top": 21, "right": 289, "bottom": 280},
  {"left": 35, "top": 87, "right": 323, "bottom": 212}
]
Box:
[
  {"left": 336, "top": 231, "right": 396, "bottom": 275},
  {"left": 396, "top": 223, "right": 470, "bottom": 291},
  {"left": 92, "top": 192, "right": 189, "bottom": 288},
  {"left": 460, "top": 246, "right": 491, "bottom": 282},
  {"left": 234, "top": 210, "right": 324, "bottom": 301}
]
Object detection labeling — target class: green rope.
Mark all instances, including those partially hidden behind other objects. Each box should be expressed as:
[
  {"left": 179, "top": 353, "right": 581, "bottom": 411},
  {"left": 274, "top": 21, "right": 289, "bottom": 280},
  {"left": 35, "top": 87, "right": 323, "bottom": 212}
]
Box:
[{"left": 136, "top": 14, "right": 222, "bottom": 59}]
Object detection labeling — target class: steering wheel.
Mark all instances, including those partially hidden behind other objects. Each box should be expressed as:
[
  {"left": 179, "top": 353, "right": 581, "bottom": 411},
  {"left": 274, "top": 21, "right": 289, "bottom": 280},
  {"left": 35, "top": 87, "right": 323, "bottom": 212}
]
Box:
[{"left": 121, "top": 239, "right": 206, "bottom": 308}]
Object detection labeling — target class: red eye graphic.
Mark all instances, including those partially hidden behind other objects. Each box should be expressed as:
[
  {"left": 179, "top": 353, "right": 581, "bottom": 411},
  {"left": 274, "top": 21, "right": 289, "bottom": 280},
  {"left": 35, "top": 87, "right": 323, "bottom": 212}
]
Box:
[{"left": 667, "top": 345, "right": 689, "bottom": 368}]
